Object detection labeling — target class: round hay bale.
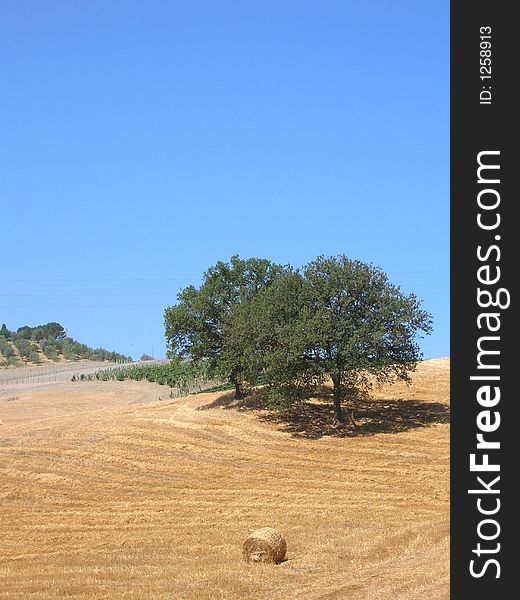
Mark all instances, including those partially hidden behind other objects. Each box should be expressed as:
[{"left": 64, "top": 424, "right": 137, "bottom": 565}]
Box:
[{"left": 242, "top": 527, "right": 287, "bottom": 564}]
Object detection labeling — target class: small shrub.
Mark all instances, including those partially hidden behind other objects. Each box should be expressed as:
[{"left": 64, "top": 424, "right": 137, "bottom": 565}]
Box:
[{"left": 28, "top": 350, "right": 41, "bottom": 364}]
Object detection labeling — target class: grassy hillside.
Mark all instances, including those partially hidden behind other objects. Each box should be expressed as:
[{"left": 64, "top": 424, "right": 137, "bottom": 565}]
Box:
[
  {"left": 0, "top": 359, "right": 449, "bottom": 599},
  {"left": 0, "top": 322, "right": 131, "bottom": 367}
]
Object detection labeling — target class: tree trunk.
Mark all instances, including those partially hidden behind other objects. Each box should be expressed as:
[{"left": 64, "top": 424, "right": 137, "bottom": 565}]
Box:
[
  {"left": 331, "top": 374, "right": 345, "bottom": 425},
  {"left": 234, "top": 381, "right": 244, "bottom": 400},
  {"left": 230, "top": 371, "right": 244, "bottom": 400}
]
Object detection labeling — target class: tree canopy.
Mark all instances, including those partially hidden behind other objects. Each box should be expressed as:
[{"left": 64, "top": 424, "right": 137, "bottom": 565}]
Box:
[
  {"left": 164, "top": 254, "right": 433, "bottom": 424},
  {"left": 164, "top": 255, "right": 287, "bottom": 398},
  {"left": 16, "top": 322, "right": 67, "bottom": 341}
]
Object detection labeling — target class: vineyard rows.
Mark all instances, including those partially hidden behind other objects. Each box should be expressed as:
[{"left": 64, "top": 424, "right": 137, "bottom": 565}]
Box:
[
  {"left": 0, "top": 360, "right": 142, "bottom": 386},
  {"left": 76, "top": 360, "right": 229, "bottom": 397}
]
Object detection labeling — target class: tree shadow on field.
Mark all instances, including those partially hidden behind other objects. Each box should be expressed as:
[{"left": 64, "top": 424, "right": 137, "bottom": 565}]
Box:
[
  {"left": 262, "top": 397, "right": 450, "bottom": 439},
  {"left": 196, "top": 390, "right": 267, "bottom": 411},
  {"left": 197, "top": 390, "right": 450, "bottom": 439}
]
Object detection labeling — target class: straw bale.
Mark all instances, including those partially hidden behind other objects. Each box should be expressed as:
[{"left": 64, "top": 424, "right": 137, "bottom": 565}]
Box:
[{"left": 242, "top": 527, "right": 287, "bottom": 564}]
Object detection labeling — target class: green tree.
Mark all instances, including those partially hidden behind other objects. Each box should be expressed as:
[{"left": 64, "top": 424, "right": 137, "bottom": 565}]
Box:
[
  {"left": 16, "top": 326, "right": 33, "bottom": 340},
  {"left": 39, "top": 322, "right": 67, "bottom": 340},
  {"left": 0, "top": 324, "right": 10, "bottom": 339},
  {"left": 13, "top": 337, "right": 33, "bottom": 359},
  {"left": 16, "top": 322, "right": 66, "bottom": 342},
  {"left": 223, "top": 270, "right": 312, "bottom": 404},
  {"left": 28, "top": 349, "right": 41, "bottom": 364},
  {"left": 235, "top": 255, "right": 433, "bottom": 424},
  {"left": 0, "top": 338, "right": 15, "bottom": 359},
  {"left": 41, "top": 340, "right": 59, "bottom": 360},
  {"left": 164, "top": 255, "right": 287, "bottom": 398},
  {"left": 303, "top": 256, "right": 432, "bottom": 423},
  {"left": 60, "top": 339, "right": 78, "bottom": 360}
]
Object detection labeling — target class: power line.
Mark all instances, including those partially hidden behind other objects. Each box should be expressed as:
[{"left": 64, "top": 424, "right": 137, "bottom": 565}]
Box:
[
  {"left": 0, "top": 292, "right": 177, "bottom": 297},
  {"left": 1, "top": 283, "right": 449, "bottom": 297},
  {"left": 0, "top": 269, "right": 447, "bottom": 283},
  {"left": 0, "top": 277, "right": 195, "bottom": 282},
  {"left": 0, "top": 286, "right": 449, "bottom": 299},
  {"left": 0, "top": 303, "right": 168, "bottom": 308}
]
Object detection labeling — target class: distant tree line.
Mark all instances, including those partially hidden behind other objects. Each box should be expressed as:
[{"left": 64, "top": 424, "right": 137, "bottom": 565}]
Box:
[
  {"left": 164, "top": 255, "right": 432, "bottom": 425},
  {"left": 0, "top": 322, "right": 132, "bottom": 366}
]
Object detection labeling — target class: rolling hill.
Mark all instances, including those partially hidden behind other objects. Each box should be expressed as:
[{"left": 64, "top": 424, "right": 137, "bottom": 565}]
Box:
[
  {"left": 0, "top": 359, "right": 449, "bottom": 599},
  {"left": 0, "top": 322, "right": 131, "bottom": 367}
]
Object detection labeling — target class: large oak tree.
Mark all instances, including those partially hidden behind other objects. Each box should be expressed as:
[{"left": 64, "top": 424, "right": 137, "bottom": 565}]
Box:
[
  {"left": 164, "top": 255, "right": 287, "bottom": 398},
  {"left": 230, "top": 255, "right": 432, "bottom": 424}
]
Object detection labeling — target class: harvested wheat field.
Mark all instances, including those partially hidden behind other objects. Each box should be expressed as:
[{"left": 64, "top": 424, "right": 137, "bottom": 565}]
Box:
[{"left": 0, "top": 359, "right": 449, "bottom": 599}]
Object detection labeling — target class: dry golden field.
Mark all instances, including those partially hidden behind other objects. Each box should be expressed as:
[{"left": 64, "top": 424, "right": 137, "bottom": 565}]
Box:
[{"left": 0, "top": 359, "right": 449, "bottom": 599}]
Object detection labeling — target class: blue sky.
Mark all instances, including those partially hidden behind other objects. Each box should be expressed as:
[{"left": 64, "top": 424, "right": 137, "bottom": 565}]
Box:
[{"left": 1, "top": 1, "right": 448, "bottom": 360}]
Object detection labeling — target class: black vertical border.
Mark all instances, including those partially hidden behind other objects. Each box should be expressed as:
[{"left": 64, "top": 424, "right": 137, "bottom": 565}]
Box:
[{"left": 451, "top": 1, "right": 515, "bottom": 597}]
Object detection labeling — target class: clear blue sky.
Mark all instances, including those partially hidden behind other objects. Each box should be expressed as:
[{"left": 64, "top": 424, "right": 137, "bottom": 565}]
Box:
[{"left": 1, "top": 1, "right": 448, "bottom": 360}]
